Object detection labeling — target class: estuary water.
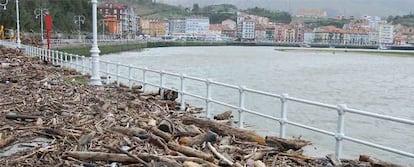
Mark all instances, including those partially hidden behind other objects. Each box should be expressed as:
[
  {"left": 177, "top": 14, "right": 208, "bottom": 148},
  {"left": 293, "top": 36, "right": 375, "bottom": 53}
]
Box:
[{"left": 100, "top": 46, "right": 414, "bottom": 164}]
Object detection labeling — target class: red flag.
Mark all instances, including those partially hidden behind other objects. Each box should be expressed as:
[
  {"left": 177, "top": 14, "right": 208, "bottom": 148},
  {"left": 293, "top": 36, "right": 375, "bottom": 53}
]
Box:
[
  {"left": 45, "top": 13, "right": 52, "bottom": 50},
  {"left": 45, "top": 13, "right": 53, "bottom": 31}
]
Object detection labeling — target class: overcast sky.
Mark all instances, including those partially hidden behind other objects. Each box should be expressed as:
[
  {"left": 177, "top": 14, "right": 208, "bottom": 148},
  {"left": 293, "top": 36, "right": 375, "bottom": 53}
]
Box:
[{"left": 159, "top": 0, "right": 414, "bottom": 17}]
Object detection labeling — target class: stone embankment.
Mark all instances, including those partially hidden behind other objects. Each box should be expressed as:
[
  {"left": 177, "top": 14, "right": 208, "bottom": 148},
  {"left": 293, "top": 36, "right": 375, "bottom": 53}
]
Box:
[{"left": 0, "top": 46, "right": 402, "bottom": 166}]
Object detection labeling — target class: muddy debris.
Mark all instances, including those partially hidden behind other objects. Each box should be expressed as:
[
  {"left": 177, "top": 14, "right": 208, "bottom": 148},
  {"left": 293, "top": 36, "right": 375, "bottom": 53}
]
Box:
[{"left": 0, "top": 46, "right": 403, "bottom": 166}]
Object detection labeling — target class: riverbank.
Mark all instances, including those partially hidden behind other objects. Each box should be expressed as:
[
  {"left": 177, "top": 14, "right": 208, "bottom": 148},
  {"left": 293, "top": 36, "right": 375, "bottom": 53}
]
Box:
[
  {"left": 57, "top": 41, "right": 229, "bottom": 56},
  {"left": 0, "top": 46, "right": 404, "bottom": 166},
  {"left": 275, "top": 47, "right": 414, "bottom": 56},
  {"left": 58, "top": 41, "right": 414, "bottom": 57}
]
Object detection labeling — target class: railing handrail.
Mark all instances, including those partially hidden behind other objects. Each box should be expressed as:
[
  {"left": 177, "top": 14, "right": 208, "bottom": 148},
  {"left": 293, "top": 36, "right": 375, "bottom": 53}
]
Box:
[{"left": 3, "top": 41, "right": 413, "bottom": 162}]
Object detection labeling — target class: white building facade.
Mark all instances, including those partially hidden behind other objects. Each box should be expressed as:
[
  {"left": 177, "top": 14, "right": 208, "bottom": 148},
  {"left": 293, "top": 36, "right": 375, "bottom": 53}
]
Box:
[
  {"left": 304, "top": 32, "right": 315, "bottom": 44},
  {"left": 379, "top": 24, "right": 394, "bottom": 44},
  {"left": 168, "top": 18, "right": 186, "bottom": 35},
  {"left": 185, "top": 16, "right": 210, "bottom": 35},
  {"left": 121, "top": 7, "right": 138, "bottom": 37},
  {"left": 241, "top": 20, "right": 255, "bottom": 40}
]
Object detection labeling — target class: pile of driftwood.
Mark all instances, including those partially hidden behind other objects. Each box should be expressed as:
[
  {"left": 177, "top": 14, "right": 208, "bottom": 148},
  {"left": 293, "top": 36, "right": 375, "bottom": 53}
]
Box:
[{"left": 0, "top": 46, "right": 402, "bottom": 167}]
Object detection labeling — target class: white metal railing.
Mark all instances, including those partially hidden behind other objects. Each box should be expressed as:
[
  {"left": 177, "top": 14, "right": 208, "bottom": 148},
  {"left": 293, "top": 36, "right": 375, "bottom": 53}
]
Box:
[{"left": 2, "top": 41, "right": 414, "bottom": 162}]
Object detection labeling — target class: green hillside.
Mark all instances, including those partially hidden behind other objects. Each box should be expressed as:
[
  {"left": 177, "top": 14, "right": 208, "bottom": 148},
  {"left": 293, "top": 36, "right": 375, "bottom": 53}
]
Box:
[
  {"left": 115, "top": 0, "right": 188, "bottom": 18},
  {"left": 244, "top": 7, "right": 292, "bottom": 24},
  {"left": 388, "top": 14, "right": 414, "bottom": 26}
]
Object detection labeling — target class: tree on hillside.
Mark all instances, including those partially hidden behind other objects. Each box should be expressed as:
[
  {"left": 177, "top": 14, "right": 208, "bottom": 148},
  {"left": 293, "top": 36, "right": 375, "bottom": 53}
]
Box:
[
  {"left": 191, "top": 3, "right": 200, "bottom": 15},
  {"left": 245, "top": 7, "right": 292, "bottom": 23}
]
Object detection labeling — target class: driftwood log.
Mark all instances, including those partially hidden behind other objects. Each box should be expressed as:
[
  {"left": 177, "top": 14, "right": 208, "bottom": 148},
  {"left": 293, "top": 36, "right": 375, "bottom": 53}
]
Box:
[
  {"left": 359, "top": 155, "right": 402, "bottom": 167},
  {"left": 182, "top": 116, "right": 266, "bottom": 145},
  {"left": 65, "top": 151, "right": 181, "bottom": 166},
  {"left": 179, "top": 131, "right": 217, "bottom": 146},
  {"left": 265, "top": 136, "right": 311, "bottom": 151},
  {"left": 5, "top": 113, "right": 40, "bottom": 121},
  {"left": 111, "top": 126, "right": 149, "bottom": 139},
  {"left": 0, "top": 135, "right": 16, "bottom": 149},
  {"left": 213, "top": 111, "right": 233, "bottom": 120},
  {"left": 167, "top": 141, "right": 214, "bottom": 161}
]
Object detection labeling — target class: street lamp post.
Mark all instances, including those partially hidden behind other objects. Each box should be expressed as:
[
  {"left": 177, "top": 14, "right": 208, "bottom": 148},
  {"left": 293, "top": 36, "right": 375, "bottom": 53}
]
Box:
[
  {"left": 89, "top": 0, "right": 101, "bottom": 86},
  {"left": 15, "top": 0, "right": 20, "bottom": 48},
  {"left": 74, "top": 15, "right": 85, "bottom": 41},
  {"left": 0, "top": 0, "right": 8, "bottom": 10},
  {"left": 34, "top": 8, "right": 48, "bottom": 42},
  {"left": 99, "top": 19, "right": 105, "bottom": 39}
]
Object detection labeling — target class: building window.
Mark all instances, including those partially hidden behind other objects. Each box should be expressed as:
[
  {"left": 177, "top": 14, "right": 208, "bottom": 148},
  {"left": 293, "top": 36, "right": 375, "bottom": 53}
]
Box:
[{"left": 114, "top": 9, "right": 117, "bottom": 14}]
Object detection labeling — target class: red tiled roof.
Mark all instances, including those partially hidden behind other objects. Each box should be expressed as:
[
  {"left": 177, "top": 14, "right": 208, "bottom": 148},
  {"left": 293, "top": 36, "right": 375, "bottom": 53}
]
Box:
[{"left": 209, "top": 24, "right": 222, "bottom": 31}]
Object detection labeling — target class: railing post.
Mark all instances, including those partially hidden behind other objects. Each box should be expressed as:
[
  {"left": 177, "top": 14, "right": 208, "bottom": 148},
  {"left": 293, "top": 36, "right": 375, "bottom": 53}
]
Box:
[
  {"left": 180, "top": 74, "right": 186, "bottom": 111},
  {"left": 89, "top": 57, "right": 92, "bottom": 73},
  {"left": 128, "top": 66, "right": 132, "bottom": 89},
  {"left": 64, "top": 52, "right": 68, "bottom": 67},
  {"left": 335, "top": 104, "right": 347, "bottom": 159},
  {"left": 116, "top": 62, "right": 120, "bottom": 87},
  {"left": 159, "top": 70, "right": 165, "bottom": 99},
  {"left": 38, "top": 48, "right": 40, "bottom": 59},
  {"left": 81, "top": 56, "right": 86, "bottom": 74},
  {"left": 48, "top": 49, "right": 51, "bottom": 62},
  {"left": 105, "top": 62, "right": 110, "bottom": 84},
  {"left": 142, "top": 67, "right": 147, "bottom": 92},
  {"left": 238, "top": 85, "right": 245, "bottom": 128},
  {"left": 75, "top": 55, "right": 79, "bottom": 71},
  {"left": 69, "top": 54, "right": 73, "bottom": 68},
  {"left": 37, "top": 48, "right": 41, "bottom": 60},
  {"left": 205, "top": 79, "right": 212, "bottom": 119},
  {"left": 44, "top": 49, "right": 47, "bottom": 61},
  {"left": 59, "top": 51, "right": 63, "bottom": 66},
  {"left": 51, "top": 50, "right": 55, "bottom": 64},
  {"left": 280, "top": 93, "right": 289, "bottom": 138}
]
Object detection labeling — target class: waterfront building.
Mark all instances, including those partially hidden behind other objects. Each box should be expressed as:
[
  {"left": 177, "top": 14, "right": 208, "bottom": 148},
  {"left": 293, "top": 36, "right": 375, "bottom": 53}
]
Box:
[
  {"left": 240, "top": 19, "right": 256, "bottom": 40},
  {"left": 379, "top": 24, "right": 394, "bottom": 44},
  {"left": 274, "top": 24, "right": 289, "bottom": 42},
  {"left": 284, "top": 27, "right": 296, "bottom": 43},
  {"left": 209, "top": 24, "right": 223, "bottom": 36},
  {"left": 222, "top": 19, "right": 237, "bottom": 30},
  {"left": 304, "top": 32, "right": 315, "bottom": 44},
  {"left": 394, "top": 24, "right": 414, "bottom": 45},
  {"left": 255, "top": 25, "right": 266, "bottom": 41},
  {"left": 168, "top": 18, "right": 186, "bottom": 35},
  {"left": 237, "top": 13, "right": 259, "bottom": 41},
  {"left": 121, "top": 7, "right": 138, "bottom": 38},
  {"left": 140, "top": 19, "right": 167, "bottom": 37},
  {"left": 368, "top": 31, "right": 379, "bottom": 45},
  {"left": 292, "top": 21, "right": 305, "bottom": 42},
  {"left": 265, "top": 25, "right": 275, "bottom": 41},
  {"left": 98, "top": 2, "right": 128, "bottom": 34},
  {"left": 222, "top": 25, "right": 237, "bottom": 39},
  {"left": 185, "top": 16, "right": 210, "bottom": 35}
]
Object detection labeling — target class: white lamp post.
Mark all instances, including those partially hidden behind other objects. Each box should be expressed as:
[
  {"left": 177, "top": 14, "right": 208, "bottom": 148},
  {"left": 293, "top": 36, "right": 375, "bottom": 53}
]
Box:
[
  {"left": 89, "top": 0, "right": 101, "bottom": 86},
  {"left": 15, "top": 0, "right": 20, "bottom": 48},
  {"left": 34, "top": 8, "right": 48, "bottom": 42},
  {"left": 0, "top": 0, "right": 8, "bottom": 10},
  {"left": 74, "top": 15, "right": 85, "bottom": 41},
  {"left": 99, "top": 19, "right": 105, "bottom": 39}
]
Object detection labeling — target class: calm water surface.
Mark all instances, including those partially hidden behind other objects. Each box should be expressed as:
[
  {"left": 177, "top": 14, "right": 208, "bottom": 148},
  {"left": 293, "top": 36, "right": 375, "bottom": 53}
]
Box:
[{"left": 101, "top": 46, "right": 414, "bottom": 164}]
